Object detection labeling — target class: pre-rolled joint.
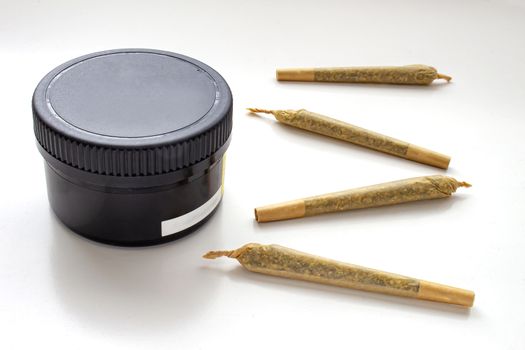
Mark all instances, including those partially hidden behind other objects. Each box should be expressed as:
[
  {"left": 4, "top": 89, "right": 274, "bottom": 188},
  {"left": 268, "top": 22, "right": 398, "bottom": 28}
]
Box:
[
  {"left": 254, "top": 199, "right": 306, "bottom": 223},
  {"left": 276, "top": 68, "right": 315, "bottom": 82}
]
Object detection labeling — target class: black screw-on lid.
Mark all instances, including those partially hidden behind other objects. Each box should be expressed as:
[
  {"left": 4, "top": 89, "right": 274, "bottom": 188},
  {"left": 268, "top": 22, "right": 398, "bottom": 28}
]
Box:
[{"left": 33, "top": 49, "right": 232, "bottom": 176}]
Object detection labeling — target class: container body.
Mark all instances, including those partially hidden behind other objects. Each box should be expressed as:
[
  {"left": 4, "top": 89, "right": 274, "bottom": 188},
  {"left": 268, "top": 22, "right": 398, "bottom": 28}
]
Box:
[{"left": 40, "top": 141, "right": 228, "bottom": 246}]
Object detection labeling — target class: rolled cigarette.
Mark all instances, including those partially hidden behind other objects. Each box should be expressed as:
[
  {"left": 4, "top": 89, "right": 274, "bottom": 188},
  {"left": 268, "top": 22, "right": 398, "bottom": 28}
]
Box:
[
  {"left": 247, "top": 108, "right": 451, "bottom": 169},
  {"left": 255, "top": 175, "right": 470, "bottom": 223},
  {"left": 276, "top": 64, "right": 452, "bottom": 85},
  {"left": 204, "top": 243, "right": 475, "bottom": 307}
]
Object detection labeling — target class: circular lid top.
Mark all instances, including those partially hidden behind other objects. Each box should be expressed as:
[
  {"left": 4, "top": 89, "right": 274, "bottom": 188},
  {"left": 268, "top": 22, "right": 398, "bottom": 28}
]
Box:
[{"left": 33, "top": 49, "right": 232, "bottom": 176}]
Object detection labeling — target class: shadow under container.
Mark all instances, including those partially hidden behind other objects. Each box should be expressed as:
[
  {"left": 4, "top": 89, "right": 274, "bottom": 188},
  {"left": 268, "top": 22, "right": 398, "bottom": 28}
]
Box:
[{"left": 32, "top": 49, "right": 233, "bottom": 246}]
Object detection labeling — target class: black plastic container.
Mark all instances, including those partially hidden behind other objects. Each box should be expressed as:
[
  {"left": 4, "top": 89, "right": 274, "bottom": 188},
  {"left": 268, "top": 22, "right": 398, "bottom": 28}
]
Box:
[{"left": 32, "top": 49, "right": 232, "bottom": 246}]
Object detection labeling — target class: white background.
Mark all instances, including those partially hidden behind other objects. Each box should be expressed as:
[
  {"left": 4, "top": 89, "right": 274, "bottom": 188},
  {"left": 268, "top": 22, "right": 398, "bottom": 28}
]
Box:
[{"left": 1, "top": 0, "right": 525, "bottom": 349}]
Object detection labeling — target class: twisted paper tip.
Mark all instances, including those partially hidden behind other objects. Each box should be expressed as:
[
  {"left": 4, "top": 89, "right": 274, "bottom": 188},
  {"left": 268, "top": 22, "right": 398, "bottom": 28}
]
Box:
[
  {"left": 427, "top": 176, "right": 472, "bottom": 196},
  {"left": 437, "top": 73, "right": 452, "bottom": 82},
  {"left": 203, "top": 244, "right": 260, "bottom": 260},
  {"left": 458, "top": 181, "right": 472, "bottom": 188},
  {"left": 246, "top": 108, "right": 274, "bottom": 115},
  {"left": 203, "top": 247, "right": 245, "bottom": 260},
  {"left": 203, "top": 250, "right": 236, "bottom": 259}
]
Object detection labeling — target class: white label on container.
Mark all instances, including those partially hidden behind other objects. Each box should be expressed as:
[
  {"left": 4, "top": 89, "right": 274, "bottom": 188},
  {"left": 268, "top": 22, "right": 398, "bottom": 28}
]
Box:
[{"left": 161, "top": 188, "right": 223, "bottom": 237}]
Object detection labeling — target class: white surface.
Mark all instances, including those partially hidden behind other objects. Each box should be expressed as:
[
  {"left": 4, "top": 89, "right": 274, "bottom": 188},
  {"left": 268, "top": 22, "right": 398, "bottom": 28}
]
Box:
[{"left": 1, "top": 0, "right": 525, "bottom": 349}]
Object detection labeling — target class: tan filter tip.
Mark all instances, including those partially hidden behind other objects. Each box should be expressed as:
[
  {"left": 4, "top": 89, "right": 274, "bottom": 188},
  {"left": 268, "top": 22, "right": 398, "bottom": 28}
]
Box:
[
  {"left": 255, "top": 199, "right": 306, "bottom": 222},
  {"left": 276, "top": 68, "right": 315, "bottom": 81},
  {"left": 406, "top": 145, "right": 451, "bottom": 169},
  {"left": 418, "top": 280, "right": 475, "bottom": 307}
]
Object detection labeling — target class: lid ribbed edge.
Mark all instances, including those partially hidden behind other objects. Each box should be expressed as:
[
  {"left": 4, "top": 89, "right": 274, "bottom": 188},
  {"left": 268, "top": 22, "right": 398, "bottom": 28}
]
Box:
[{"left": 33, "top": 111, "right": 232, "bottom": 176}]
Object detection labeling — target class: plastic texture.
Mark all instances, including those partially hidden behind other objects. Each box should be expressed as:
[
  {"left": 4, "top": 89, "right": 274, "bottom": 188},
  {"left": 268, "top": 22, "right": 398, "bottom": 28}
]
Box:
[
  {"left": 32, "top": 49, "right": 233, "bottom": 246},
  {"left": 33, "top": 49, "right": 232, "bottom": 176}
]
